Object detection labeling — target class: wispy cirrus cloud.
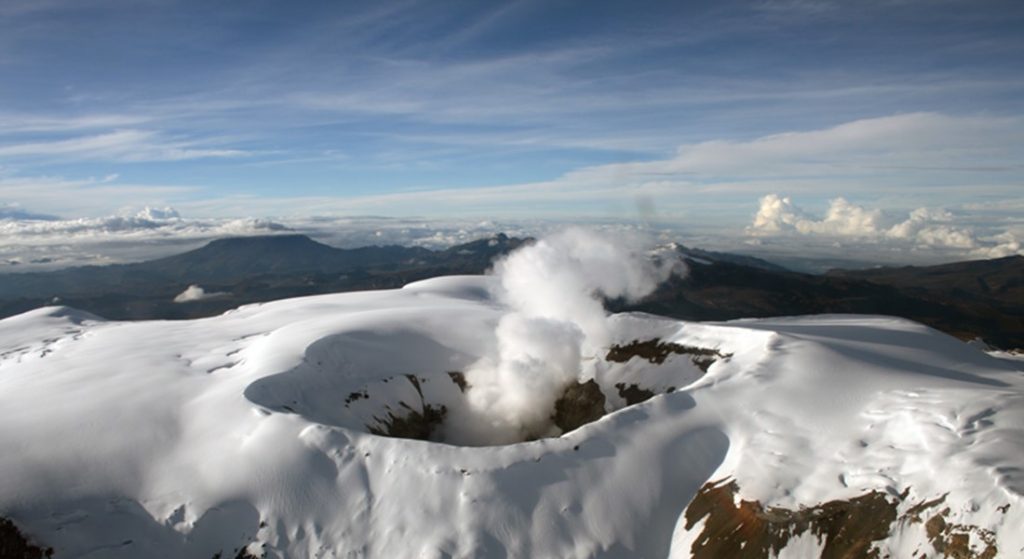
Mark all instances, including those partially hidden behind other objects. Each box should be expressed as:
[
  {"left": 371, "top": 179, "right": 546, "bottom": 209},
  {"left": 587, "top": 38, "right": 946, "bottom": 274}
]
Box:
[
  {"left": 3, "top": 1, "right": 1022, "bottom": 197},
  {"left": 0, "top": 173, "right": 199, "bottom": 217},
  {"left": 67, "top": 112, "right": 1011, "bottom": 234},
  {"left": 0, "top": 129, "right": 250, "bottom": 162},
  {"left": 0, "top": 1, "right": 1018, "bottom": 274},
  {"left": 274, "top": 112, "right": 1022, "bottom": 217},
  {"left": 0, "top": 113, "right": 151, "bottom": 134},
  {"left": 573, "top": 112, "right": 1024, "bottom": 181}
]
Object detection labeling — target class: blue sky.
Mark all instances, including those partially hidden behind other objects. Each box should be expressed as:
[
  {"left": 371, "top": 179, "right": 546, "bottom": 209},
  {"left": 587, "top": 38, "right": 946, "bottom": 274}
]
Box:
[{"left": 1, "top": 0, "right": 1023, "bottom": 260}]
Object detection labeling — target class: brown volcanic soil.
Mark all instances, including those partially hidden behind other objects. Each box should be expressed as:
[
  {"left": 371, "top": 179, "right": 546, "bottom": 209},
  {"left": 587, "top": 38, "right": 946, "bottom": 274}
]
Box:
[{"left": 683, "top": 479, "right": 1002, "bottom": 559}]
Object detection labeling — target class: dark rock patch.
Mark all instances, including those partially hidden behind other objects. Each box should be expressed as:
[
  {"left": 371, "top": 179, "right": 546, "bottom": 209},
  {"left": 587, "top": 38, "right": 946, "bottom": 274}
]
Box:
[
  {"left": 606, "top": 338, "right": 730, "bottom": 371},
  {"left": 614, "top": 382, "right": 655, "bottom": 405},
  {"left": 369, "top": 402, "right": 448, "bottom": 441},
  {"left": 552, "top": 380, "right": 606, "bottom": 434},
  {"left": 0, "top": 518, "right": 53, "bottom": 559},
  {"left": 405, "top": 374, "right": 423, "bottom": 397},
  {"left": 447, "top": 371, "right": 468, "bottom": 392},
  {"left": 344, "top": 390, "right": 368, "bottom": 404},
  {"left": 367, "top": 374, "right": 448, "bottom": 441}
]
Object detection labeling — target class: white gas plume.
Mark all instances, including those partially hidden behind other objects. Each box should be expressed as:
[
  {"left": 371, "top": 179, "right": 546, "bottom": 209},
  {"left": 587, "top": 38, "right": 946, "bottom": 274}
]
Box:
[
  {"left": 173, "top": 285, "right": 228, "bottom": 303},
  {"left": 449, "top": 228, "right": 683, "bottom": 445}
]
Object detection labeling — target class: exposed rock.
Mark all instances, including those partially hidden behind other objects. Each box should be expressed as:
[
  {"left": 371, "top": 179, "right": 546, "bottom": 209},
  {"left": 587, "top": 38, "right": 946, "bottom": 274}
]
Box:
[
  {"left": 369, "top": 402, "right": 447, "bottom": 441},
  {"left": 0, "top": 518, "right": 53, "bottom": 559},
  {"left": 684, "top": 478, "right": 898, "bottom": 558},
  {"left": 606, "top": 338, "right": 730, "bottom": 371},
  {"left": 447, "top": 371, "right": 468, "bottom": 392},
  {"left": 344, "top": 389, "right": 368, "bottom": 404},
  {"left": 614, "top": 382, "right": 655, "bottom": 405},
  {"left": 367, "top": 375, "right": 448, "bottom": 441},
  {"left": 684, "top": 479, "right": 1002, "bottom": 559},
  {"left": 924, "top": 506, "right": 998, "bottom": 559},
  {"left": 552, "top": 380, "right": 606, "bottom": 434}
]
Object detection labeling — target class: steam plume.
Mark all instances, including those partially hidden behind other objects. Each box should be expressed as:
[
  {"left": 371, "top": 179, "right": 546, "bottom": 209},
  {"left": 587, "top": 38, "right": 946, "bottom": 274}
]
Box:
[{"left": 450, "top": 228, "right": 682, "bottom": 445}]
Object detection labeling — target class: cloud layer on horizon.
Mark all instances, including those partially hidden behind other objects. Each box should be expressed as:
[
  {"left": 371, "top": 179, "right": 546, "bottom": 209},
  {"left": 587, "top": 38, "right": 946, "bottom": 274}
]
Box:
[
  {"left": 2, "top": 112, "right": 1021, "bottom": 232},
  {"left": 0, "top": 206, "right": 288, "bottom": 239},
  {"left": 747, "top": 194, "right": 1022, "bottom": 260},
  {"left": 0, "top": 196, "right": 1019, "bottom": 277}
]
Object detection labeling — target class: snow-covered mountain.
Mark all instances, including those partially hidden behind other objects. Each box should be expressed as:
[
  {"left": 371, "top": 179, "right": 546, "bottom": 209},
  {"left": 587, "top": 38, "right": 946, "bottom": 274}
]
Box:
[{"left": 1, "top": 232, "right": 1021, "bottom": 558}]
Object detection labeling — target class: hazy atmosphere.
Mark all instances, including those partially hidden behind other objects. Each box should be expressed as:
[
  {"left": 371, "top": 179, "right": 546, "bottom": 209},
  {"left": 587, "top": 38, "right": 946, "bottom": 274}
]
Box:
[{"left": 2, "top": 0, "right": 1023, "bottom": 270}]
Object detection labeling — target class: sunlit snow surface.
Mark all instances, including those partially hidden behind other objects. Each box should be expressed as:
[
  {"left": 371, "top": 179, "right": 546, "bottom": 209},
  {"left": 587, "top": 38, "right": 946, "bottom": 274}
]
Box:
[{"left": 0, "top": 275, "right": 1021, "bottom": 558}]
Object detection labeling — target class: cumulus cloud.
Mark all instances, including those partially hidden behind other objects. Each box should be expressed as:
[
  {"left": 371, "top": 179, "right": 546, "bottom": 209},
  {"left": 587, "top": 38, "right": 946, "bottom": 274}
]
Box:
[
  {"left": 751, "top": 195, "right": 887, "bottom": 237},
  {"left": 173, "top": 285, "right": 228, "bottom": 303},
  {"left": 747, "top": 194, "right": 1023, "bottom": 259},
  {"left": 135, "top": 206, "right": 181, "bottom": 220}
]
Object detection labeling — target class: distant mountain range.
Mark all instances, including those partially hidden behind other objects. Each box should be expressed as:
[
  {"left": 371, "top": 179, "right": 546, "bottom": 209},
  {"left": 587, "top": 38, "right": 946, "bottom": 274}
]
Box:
[
  {"left": 631, "top": 251, "right": 1023, "bottom": 350},
  {"left": 0, "top": 234, "right": 526, "bottom": 321},
  {"left": 0, "top": 234, "right": 1020, "bottom": 349}
]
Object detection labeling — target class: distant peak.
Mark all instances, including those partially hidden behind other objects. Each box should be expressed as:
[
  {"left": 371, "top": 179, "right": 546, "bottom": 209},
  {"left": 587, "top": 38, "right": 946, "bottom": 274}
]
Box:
[
  {"left": 173, "top": 235, "right": 340, "bottom": 262},
  {"left": 206, "top": 234, "right": 319, "bottom": 247}
]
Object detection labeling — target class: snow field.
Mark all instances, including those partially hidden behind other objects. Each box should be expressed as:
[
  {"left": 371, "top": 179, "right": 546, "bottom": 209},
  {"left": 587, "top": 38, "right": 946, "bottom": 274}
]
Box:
[{"left": 0, "top": 276, "right": 1021, "bottom": 557}]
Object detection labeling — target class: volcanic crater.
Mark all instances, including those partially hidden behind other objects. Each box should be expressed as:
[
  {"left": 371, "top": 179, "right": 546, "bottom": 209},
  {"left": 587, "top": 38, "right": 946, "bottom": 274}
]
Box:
[{"left": 251, "top": 335, "right": 732, "bottom": 446}]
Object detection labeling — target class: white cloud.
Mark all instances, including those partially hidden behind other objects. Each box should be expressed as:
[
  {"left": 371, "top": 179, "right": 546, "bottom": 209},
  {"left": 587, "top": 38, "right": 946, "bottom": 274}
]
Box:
[
  {"left": 178, "top": 113, "right": 1021, "bottom": 225},
  {"left": 0, "top": 205, "right": 684, "bottom": 273},
  {"left": 173, "top": 285, "right": 228, "bottom": 303},
  {"left": 0, "top": 111, "right": 1019, "bottom": 269},
  {"left": 0, "top": 212, "right": 288, "bottom": 239},
  {"left": 2, "top": 113, "right": 1019, "bottom": 229},
  {"left": 747, "top": 194, "right": 1023, "bottom": 259},
  {"left": 751, "top": 195, "right": 886, "bottom": 237},
  {"left": 0, "top": 173, "right": 200, "bottom": 217},
  {"left": 0, "top": 129, "right": 248, "bottom": 162},
  {"left": 0, "top": 113, "right": 150, "bottom": 134},
  {"left": 589, "top": 112, "right": 1024, "bottom": 180},
  {"left": 0, "top": 204, "right": 292, "bottom": 271},
  {"left": 135, "top": 206, "right": 181, "bottom": 220},
  {"left": 972, "top": 232, "right": 1022, "bottom": 259}
]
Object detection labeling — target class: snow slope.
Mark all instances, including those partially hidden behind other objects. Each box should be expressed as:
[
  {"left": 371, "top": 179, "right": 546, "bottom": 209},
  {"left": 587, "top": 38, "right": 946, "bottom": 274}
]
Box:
[{"left": 0, "top": 275, "right": 1021, "bottom": 558}]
